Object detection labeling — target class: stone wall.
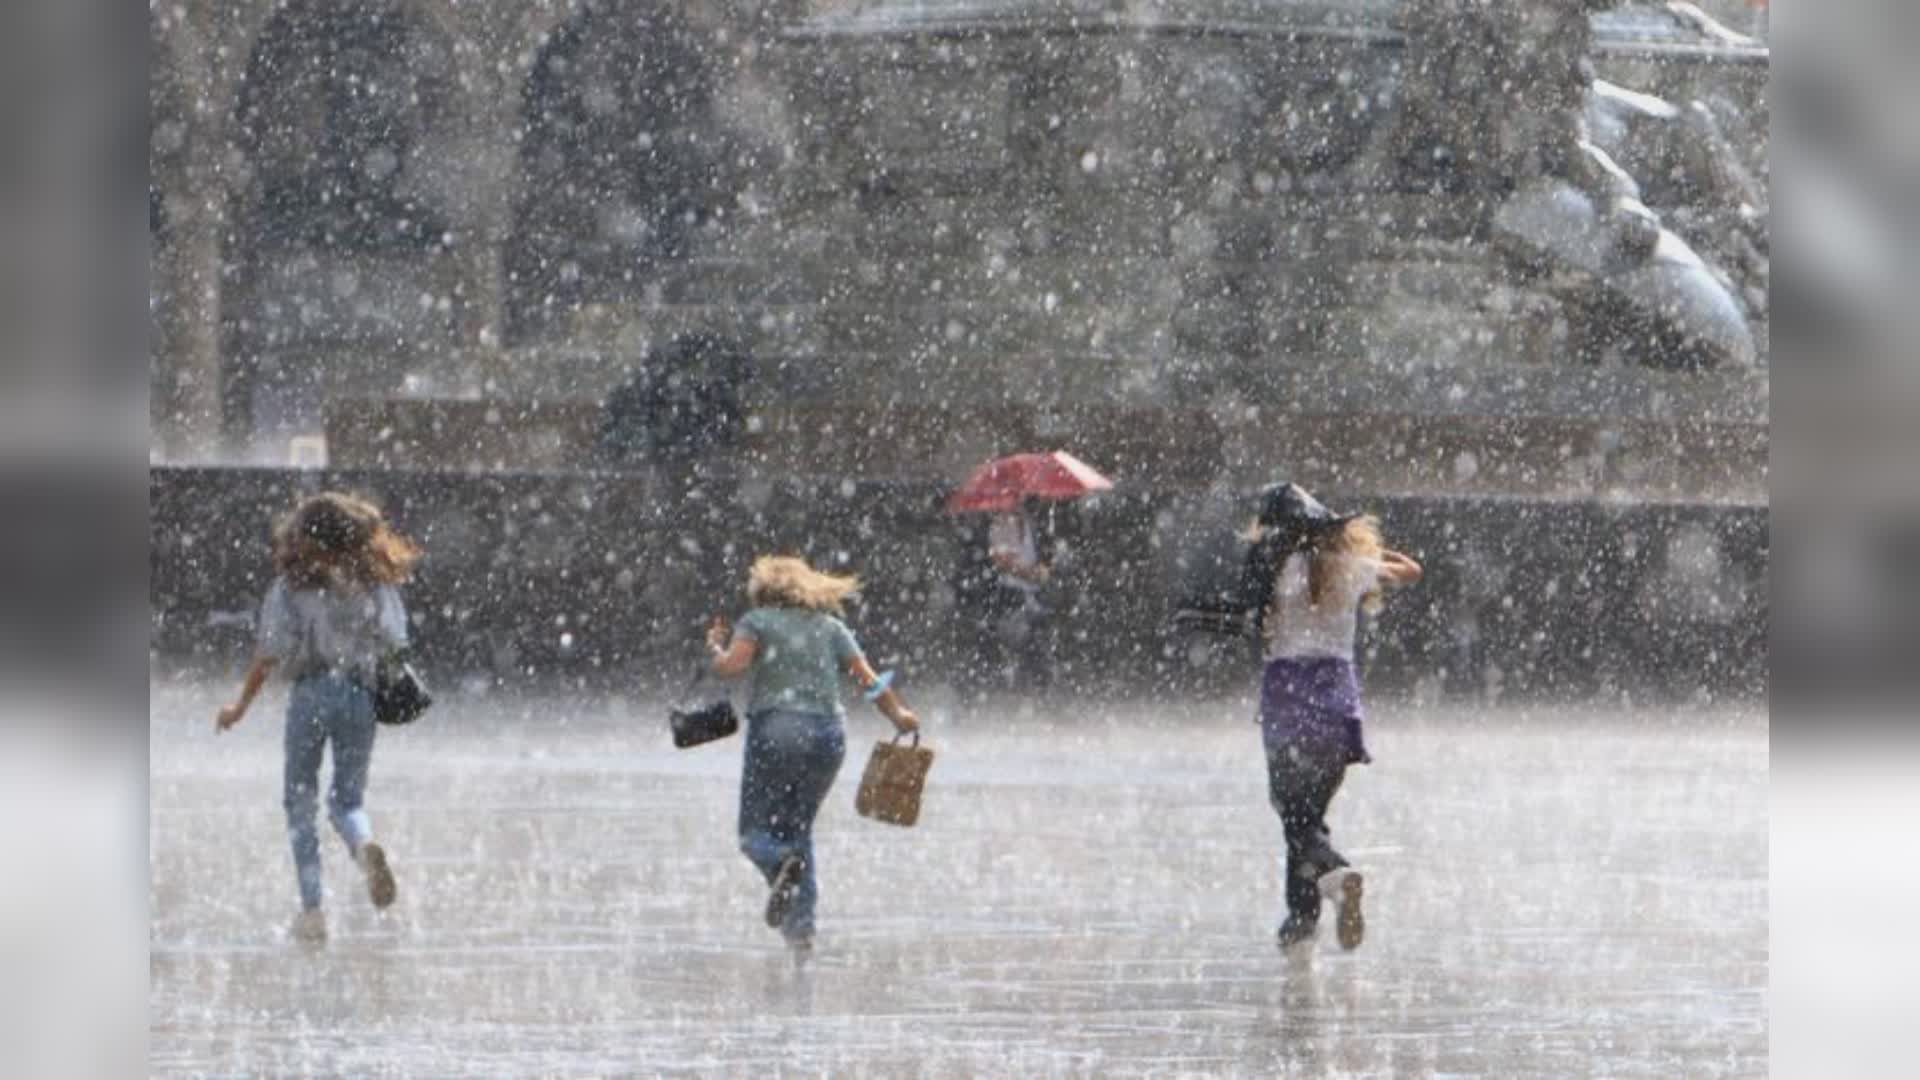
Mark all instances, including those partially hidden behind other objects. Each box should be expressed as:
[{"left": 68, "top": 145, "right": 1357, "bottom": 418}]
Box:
[
  {"left": 151, "top": 465, "right": 1767, "bottom": 704},
  {"left": 148, "top": 0, "right": 782, "bottom": 459},
  {"left": 152, "top": 1, "right": 1769, "bottom": 504},
  {"left": 720, "top": 1, "right": 1771, "bottom": 493}
]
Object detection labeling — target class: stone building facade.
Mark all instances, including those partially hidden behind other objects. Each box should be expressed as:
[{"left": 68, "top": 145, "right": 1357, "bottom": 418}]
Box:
[{"left": 150, "top": 0, "right": 1768, "bottom": 500}]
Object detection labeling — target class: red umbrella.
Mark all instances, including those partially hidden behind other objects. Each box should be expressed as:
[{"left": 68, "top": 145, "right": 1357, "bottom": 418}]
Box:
[{"left": 945, "top": 450, "right": 1115, "bottom": 512}]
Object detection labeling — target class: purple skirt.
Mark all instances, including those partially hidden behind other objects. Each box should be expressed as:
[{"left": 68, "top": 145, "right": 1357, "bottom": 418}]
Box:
[{"left": 1258, "top": 656, "right": 1371, "bottom": 766}]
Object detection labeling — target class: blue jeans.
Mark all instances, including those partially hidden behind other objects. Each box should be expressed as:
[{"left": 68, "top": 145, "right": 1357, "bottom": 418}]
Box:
[
  {"left": 284, "top": 673, "right": 378, "bottom": 910},
  {"left": 738, "top": 708, "right": 845, "bottom": 940}
]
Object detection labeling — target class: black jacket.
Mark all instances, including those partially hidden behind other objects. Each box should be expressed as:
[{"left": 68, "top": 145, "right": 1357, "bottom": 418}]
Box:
[{"left": 1174, "top": 526, "right": 1309, "bottom": 641}]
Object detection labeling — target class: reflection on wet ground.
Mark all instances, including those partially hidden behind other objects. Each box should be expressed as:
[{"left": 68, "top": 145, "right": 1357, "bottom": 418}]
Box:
[{"left": 151, "top": 684, "right": 1765, "bottom": 1076}]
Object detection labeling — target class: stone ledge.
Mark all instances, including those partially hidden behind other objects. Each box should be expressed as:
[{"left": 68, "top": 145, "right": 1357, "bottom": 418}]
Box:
[
  {"left": 321, "top": 393, "right": 1764, "bottom": 503},
  {"left": 790, "top": 1, "right": 1769, "bottom": 66},
  {"left": 528, "top": 303, "right": 1767, "bottom": 422}
]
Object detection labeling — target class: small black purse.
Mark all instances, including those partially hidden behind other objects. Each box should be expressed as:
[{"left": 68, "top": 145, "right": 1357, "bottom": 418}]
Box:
[
  {"left": 670, "top": 699, "right": 739, "bottom": 748},
  {"left": 373, "top": 653, "right": 433, "bottom": 726},
  {"left": 669, "top": 663, "right": 738, "bottom": 748}
]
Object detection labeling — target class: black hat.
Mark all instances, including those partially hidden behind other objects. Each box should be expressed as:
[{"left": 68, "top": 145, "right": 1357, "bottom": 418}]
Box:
[{"left": 1256, "top": 482, "right": 1356, "bottom": 533}]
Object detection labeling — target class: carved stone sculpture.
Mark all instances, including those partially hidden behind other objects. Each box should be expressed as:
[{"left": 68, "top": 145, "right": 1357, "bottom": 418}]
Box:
[{"left": 1387, "top": 0, "right": 1761, "bottom": 369}]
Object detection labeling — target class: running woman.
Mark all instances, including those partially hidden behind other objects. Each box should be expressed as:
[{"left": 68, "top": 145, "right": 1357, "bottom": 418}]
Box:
[
  {"left": 1241, "top": 483, "right": 1421, "bottom": 952},
  {"left": 705, "top": 555, "right": 918, "bottom": 951},
  {"left": 216, "top": 492, "right": 418, "bottom": 943}
]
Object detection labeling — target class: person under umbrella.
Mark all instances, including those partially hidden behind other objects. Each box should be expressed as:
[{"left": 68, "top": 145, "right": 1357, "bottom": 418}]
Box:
[
  {"left": 981, "top": 496, "right": 1052, "bottom": 685},
  {"left": 1235, "top": 483, "right": 1423, "bottom": 953},
  {"left": 946, "top": 451, "right": 1113, "bottom": 696}
]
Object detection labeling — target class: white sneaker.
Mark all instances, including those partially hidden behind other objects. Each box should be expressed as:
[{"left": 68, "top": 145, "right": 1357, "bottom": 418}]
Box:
[
  {"left": 291, "top": 909, "right": 327, "bottom": 944},
  {"left": 358, "top": 842, "right": 397, "bottom": 909},
  {"left": 1318, "top": 869, "right": 1365, "bottom": 950}
]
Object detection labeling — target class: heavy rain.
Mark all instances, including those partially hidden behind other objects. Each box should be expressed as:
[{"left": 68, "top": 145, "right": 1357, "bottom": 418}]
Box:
[{"left": 147, "top": 0, "right": 1770, "bottom": 1075}]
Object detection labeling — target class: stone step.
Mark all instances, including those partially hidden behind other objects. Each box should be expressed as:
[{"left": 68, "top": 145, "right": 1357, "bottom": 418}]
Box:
[
  {"left": 651, "top": 253, "right": 1384, "bottom": 310},
  {"left": 557, "top": 297, "right": 1353, "bottom": 370},
  {"left": 717, "top": 191, "right": 1460, "bottom": 261},
  {"left": 548, "top": 293, "right": 1765, "bottom": 413}
]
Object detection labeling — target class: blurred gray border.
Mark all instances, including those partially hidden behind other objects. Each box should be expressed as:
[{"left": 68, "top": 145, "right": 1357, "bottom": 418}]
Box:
[{"left": 0, "top": 0, "right": 149, "bottom": 1077}]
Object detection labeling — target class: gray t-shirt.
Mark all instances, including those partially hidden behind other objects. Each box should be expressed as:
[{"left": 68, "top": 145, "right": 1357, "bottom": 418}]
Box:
[
  {"left": 255, "top": 576, "right": 409, "bottom": 681},
  {"left": 734, "top": 606, "right": 863, "bottom": 718}
]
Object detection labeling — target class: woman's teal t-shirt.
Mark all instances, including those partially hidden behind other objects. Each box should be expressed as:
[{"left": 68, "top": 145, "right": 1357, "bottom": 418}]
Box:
[{"left": 735, "top": 607, "right": 864, "bottom": 717}]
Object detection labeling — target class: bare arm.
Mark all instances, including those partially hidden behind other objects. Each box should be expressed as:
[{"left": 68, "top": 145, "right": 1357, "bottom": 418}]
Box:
[
  {"left": 705, "top": 615, "right": 757, "bottom": 678},
  {"left": 216, "top": 656, "right": 277, "bottom": 732},
  {"left": 1379, "top": 549, "right": 1423, "bottom": 587},
  {"left": 847, "top": 655, "right": 919, "bottom": 734}
]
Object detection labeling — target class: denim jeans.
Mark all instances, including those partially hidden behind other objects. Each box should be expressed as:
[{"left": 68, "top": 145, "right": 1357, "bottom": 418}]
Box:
[
  {"left": 284, "top": 673, "right": 377, "bottom": 910},
  {"left": 738, "top": 708, "right": 846, "bottom": 940},
  {"left": 1265, "top": 733, "right": 1351, "bottom": 926}
]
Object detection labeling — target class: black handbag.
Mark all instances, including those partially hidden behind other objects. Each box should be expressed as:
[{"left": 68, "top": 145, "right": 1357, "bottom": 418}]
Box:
[
  {"left": 669, "top": 664, "right": 738, "bottom": 748},
  {"left": 670, "top": 699, "right": 739, "bottom": 748},
  {"left": 373, "top": 653, "right": 433, "bottom": 726}
]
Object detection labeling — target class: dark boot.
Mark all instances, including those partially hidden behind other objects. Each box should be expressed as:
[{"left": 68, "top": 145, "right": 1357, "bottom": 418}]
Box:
[
  {"left": 1276, "top": 913, "right": 1318, "bottom": 950},
  {"left": 766, "top": 854, "right": 805, "bottom": 929}
]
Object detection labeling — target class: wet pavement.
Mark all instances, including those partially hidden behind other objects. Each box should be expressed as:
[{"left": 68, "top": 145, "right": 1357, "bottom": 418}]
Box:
[{"left": 150, "top": 683, "right": 1766, "bottom": 1077}]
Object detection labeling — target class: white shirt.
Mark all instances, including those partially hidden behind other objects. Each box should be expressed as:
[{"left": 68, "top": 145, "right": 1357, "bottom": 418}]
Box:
[
  {"left": 988, "top": 511, "right": 1040, "bottom": 595},
  {"left": 1262, "top": 551, "right": 1382, "bottom": 662}
]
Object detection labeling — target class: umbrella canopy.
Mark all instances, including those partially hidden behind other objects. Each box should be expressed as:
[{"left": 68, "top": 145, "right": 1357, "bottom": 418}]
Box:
[{"left": 945, "top": 450, "right": 1114, "bottom": 513}]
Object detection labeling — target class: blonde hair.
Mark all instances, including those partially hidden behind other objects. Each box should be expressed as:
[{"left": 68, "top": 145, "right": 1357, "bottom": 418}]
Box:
[
  {"left": 1248, "top": 513, "right": 1388, "bottom": 621},
  {"left": 746, "top": 555, "right": 859, "bottom": 614},
  {"left": 273, "top": 491, "right": 420, "bottom": 590},
  {"left": 1311, "top": 515, "right": 1385, "bottom": 612}
]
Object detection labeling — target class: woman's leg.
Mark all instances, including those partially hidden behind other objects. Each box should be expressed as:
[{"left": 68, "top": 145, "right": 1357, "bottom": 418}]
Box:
[
  {"left": 737, "top": 715, "right": 792, "bottom": 885},
  {"left": 283, "top": 679, "right": 330, "bottom": 911},
  {"left": 780, "top": 719, "right": 846, "bottom": 940},
  {"left": 737, "top": 711, "right": 845, "bottom": 939},
  {"left": 325, "top": 678, "right": 377, "bottom": 855},
  {"left": 1017, "top": 599, "right": 1054, "bottom": 693},
  {"left": 324, "top": 676, "right": 396, "bottom": 907},
  {"left": 1267, "top": 741, "right": 1350, "bottom": 928}
]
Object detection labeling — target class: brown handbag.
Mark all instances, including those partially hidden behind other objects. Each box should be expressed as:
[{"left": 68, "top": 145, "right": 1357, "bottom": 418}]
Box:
[{"left": 855, "top": 731, "right": 935, "bottom": 827}]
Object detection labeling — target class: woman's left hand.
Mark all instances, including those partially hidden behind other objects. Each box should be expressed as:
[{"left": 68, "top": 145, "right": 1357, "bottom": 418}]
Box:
[{"left": 704, "top": 614, "right": 729, "bottom": 652}]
